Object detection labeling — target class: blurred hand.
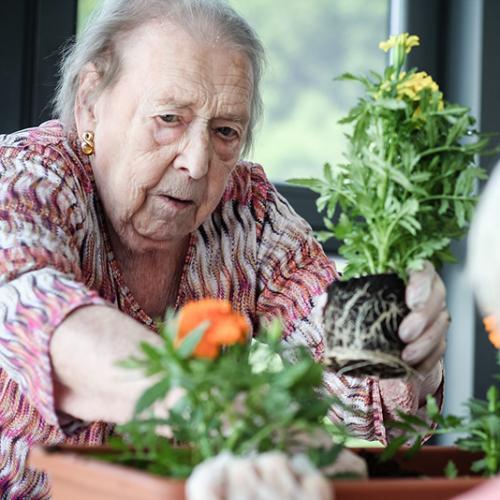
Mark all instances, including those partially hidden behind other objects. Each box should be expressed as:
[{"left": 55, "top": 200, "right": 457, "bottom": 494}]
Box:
[
  {"left": 399, "top": 261, "right": 448, "bottom": 396},
  {"left": 186, "top": 451, "right": 333, "bottom": 500}
]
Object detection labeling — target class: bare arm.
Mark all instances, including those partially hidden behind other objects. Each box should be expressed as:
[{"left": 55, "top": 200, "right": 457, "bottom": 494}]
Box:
[{"left": 50, "top": 305, "right": 163, "bottom": 424}]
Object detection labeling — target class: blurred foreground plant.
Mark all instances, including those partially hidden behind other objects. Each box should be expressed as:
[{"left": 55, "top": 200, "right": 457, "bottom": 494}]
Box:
[{"left": 104, "top": 299, "right": 350, "bottom": 479}]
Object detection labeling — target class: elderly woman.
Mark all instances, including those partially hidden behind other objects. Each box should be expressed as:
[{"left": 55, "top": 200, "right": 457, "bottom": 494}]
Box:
[{"left": 0, "top": 0, "right": 447, "bottom": 496}]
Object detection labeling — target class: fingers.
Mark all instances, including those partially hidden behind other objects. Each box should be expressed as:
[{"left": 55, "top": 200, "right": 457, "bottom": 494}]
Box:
[
  {"left": 399, "top": 262, "right": 449, "bottom": 377},
  {"left": 400, "top": 279, "right": 446, "bottom": 343},
  {"left": 415, "top": 337, "right": 446, "bottom": 375},
  {"left": 406, "top": 261, "right": 436, "bottom": 310},
  {"left": 253, "top": 453, "right": 298, "bottom": 499},
  {"left": 186, "top": 452, "right": 333, "bottom": 500},
  {"left": 400, "top": 265, "right": 446, "bottom": 343},
  {"left": 408, "top": 262, "right": 446, "bottom": 312},
  {"left": 227, "top": 458, "right": 268, "bottom": 500},
  {"left": 254, "top": 452, "right": 332, "bottom": 500},
  {"left": 186, "top": 452, "right": 233, "bottom": 500},
  {"left": 301, "top": 475, "right": 333, "bottom": 500},
  {"left": 401, "top": 309, "right": 449, "bottom": 370}
]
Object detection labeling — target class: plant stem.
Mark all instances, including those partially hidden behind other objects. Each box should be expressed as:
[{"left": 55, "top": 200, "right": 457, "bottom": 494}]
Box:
[
  {"left": 421, "top": 195, "right": 476, "bottom": 203},
  {"left": 377, "top": 239, "right": 388, "bottom": 273},
  {"left": 418, "top": 145, "right": 467, "bottom": 158},
  {"left": 363, "top": 246, "right": 376, "bottom": 274}
]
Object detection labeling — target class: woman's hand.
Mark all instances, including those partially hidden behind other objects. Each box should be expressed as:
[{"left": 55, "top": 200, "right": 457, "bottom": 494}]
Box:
[
  {"left": 186, "top": 451, "right": 332, "bottom": 500},
  {"left": 399, "top": 261, "right": 449, "bottom": 397}
]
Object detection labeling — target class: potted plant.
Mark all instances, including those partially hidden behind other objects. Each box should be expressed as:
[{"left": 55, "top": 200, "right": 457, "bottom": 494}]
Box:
[
  {"left": 29, "top": 299, "right": 491, "bottom": 499},
  {"left": 289, "top": 33, "right": 489, "bottom": 377},
  {"left": 106, "top": 300, "right": 349, "bottom": 478},
  {"left": 29, "top": 299, "right": 355, "bottom": 498}
]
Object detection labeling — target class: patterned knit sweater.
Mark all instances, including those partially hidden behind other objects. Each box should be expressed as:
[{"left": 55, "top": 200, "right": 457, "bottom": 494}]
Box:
[{"left": 0, "top": 121, "right": 422, "bottom": 498}]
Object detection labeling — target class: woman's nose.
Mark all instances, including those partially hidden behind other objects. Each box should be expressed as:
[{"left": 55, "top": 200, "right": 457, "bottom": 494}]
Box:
[{"left": 173, "top": 128, "right": 210, "bottom": 179}]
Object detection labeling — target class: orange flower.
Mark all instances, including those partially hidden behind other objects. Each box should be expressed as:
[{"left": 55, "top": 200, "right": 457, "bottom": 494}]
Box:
[
  {"left": 483, "top": 315, "right": 500, "bottom": 349},
  {"left": 176, "top": 299, "right": 249, "bottom": 359}
]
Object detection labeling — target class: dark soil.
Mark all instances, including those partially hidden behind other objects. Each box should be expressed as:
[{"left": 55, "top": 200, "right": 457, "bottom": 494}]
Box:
[{"left": 323, "top": 273, "right": 409, "bottom": 378}]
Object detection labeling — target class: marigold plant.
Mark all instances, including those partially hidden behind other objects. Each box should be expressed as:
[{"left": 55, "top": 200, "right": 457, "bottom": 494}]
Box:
[
  {"left": 104, "top": 300, "right": 350, "bottom": 479},
  {"left": 289, "top": 32, "right": 489, "bottom": 280}
]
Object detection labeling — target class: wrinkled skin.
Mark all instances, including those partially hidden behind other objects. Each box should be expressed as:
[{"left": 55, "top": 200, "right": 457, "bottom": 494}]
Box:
[
  {"left": 399, "top": 261, "right": 448, "bottom": 396},
  {"left": 75, "top": 20, "right": 253, "bottom": 255}
]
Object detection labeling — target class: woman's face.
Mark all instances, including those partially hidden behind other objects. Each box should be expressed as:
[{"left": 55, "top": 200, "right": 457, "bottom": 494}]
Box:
[{"left": 76, "top": 21, "right": 253, "bottom": 253}]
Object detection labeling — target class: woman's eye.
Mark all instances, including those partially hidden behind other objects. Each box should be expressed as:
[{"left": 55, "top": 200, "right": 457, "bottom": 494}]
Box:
[
  {"left": 216, "top": 127, "right": 239, "bottom": 140},
  {"left": 160, "top": 114, "right": 180, "bottom": 124}
]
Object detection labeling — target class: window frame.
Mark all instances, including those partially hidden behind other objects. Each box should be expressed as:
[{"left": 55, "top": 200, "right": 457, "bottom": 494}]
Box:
[{"left": 0, "top": 0, "right": 77, "bottom": 132}]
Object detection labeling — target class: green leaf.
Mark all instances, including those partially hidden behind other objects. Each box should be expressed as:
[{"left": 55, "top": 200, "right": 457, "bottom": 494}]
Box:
[
  {"left": 139, "top": 341, "right": 163, "bottom": 361},
  {"left": 316, "top": 194, "right": 331, "bottom": 213},
  {"left": 177, "top": 321, "right": 209, "bottom": 359},
  {"left": 426, "top": 395, "right": 443, "bottom": 423},
  {"left": 335, "top": 72, "right": 372, "bottom": 88},
  {"left": 276, "top": 359, "right": 322, "bottom": 388},
  {"left": 326, "top": 195, "right": 338, "bottom": 218},
  {"left": 286, "top": 178, "right": 325, "bottom": 193},
  {"left": 455, "top": 438, "right": 483, "bottom": 452},
  {"left": 162, "top": 309, "right": 178, "bottom": 342},
  {"left": 372, "top": 98, "right": 407, "bottom": 110},
  {"left": 386, "top": 420, "right": 415, "bottom": 432},
  {"left": 470, "top": 458, "right": 487, "bottom": 473},
  {"left": 116, "top": 357, "right": 145, "bottom": 370},
  {"left": 315, "top": 230, "right": 334, "bottom": 242},
  {"left": 134, "top": 377, "right": 171, "bottom": 416},
  {"left": 397, "top": 412, "right": 428, "bottom": 428},
  {"left": 404, "top": 438, "right": 423, "bottom": 459},
  {"left": 445, "top": 113, "right": 471, "bottom": 146},
  {"left": 265, "top": 318, "right": 283, "bottom": 345},
  {"left": 487, "top": 385, "right": 499, "bottom": 410},
  {"left": 323, "top": 163, "right": 333, "bottom": 183},
  {"left": 312, "top": 443, "right": 345, "bottom": 470},
  {"left": 399, "top": 219, "right": 417, "bottom": 235},
  {"left": 444, "top": 460, "right": 458, "bottom": 478},
  {"left": 380, "top": 435, "right": 408, "bottom": 461}
]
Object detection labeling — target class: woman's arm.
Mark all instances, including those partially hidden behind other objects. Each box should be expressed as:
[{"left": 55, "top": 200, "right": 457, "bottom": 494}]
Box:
[{"left": 50, "top": 305, "right": 163, "bottom": 424}]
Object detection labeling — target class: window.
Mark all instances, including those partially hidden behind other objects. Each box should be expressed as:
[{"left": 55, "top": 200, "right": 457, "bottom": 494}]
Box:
[{"left": 78, "top": 0, "right": 389, "bottom": 182}]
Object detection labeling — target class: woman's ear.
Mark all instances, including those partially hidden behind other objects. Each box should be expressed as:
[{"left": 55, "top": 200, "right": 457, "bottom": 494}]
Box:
[{"left": 74, "top": 63, "right": 101, "bottom": 135}]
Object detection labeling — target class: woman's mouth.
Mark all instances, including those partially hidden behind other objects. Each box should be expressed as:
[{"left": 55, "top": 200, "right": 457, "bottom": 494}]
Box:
[{"left": 158, "top": 194, "right": 194, "bottom": 210}]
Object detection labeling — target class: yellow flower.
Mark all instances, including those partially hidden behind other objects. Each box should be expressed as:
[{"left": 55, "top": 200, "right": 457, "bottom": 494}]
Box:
[
  {"left": 396, "top": 71, "right": 443, "bottom": 111},
  {"left": 397, "top": 71, "right": 439, "bottom": 100},
  {"left": 379, "top": 33, "right": 420, "bottom": 54}
]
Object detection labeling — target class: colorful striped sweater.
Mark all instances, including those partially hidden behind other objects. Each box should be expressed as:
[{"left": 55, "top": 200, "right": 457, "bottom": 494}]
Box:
[{"left": 0, "top": 121, "right": 422, "bottom": 498}]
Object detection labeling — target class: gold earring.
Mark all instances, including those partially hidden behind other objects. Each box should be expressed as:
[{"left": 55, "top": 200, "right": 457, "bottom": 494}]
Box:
[{"left": 81, "top": 131, "right": 95, "bottom": 155}]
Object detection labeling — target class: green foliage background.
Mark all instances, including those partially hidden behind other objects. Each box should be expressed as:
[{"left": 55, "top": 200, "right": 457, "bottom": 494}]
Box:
[{"left": 77, "top": 0, "right": 388, "bottom": 180}]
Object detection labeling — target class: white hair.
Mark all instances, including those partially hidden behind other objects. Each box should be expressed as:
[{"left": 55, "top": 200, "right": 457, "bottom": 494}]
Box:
[
  {"left": 468, "top": 164, "right": 500, "bottom": 317},
  {"left": 53, "top": 0, "right": 265, "bottom": 155}
]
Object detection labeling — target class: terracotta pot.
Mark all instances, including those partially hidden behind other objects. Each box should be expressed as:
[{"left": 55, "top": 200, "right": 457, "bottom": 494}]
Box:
[
  {"left": 28, "top": 445, "right": 486, "bottom": 500},
  {"left": 323, "top": 273, "right": 409, "bottom": 377}
]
